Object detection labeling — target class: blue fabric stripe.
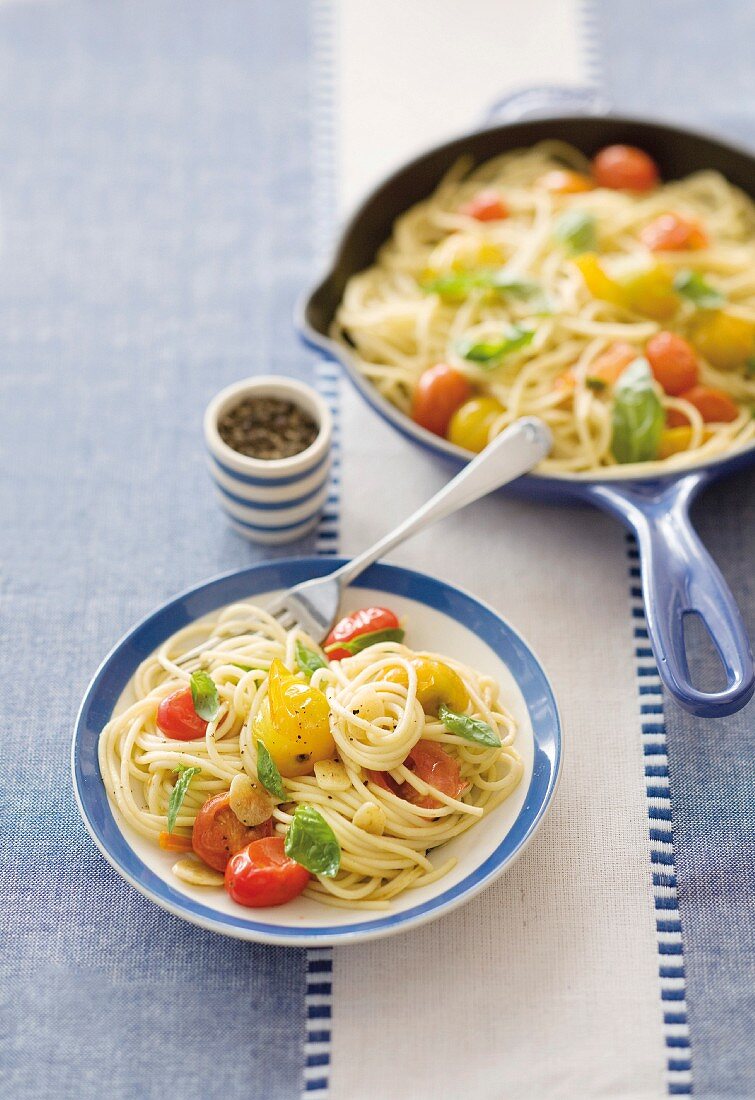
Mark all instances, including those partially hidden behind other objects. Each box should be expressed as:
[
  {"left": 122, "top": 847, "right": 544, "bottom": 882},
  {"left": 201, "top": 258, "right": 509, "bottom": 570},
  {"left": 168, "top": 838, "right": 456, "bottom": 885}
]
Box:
[
  {"left": 593, "top": 2, "right": 755, "bottom": 1094},
  {"left": 0, "top": 4, "right": 324, "bottom": 1099}
]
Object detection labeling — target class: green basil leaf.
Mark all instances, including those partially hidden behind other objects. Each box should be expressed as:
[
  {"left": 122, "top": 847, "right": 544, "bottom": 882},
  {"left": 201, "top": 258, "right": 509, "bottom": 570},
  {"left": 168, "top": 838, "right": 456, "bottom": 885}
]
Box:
[
  {"left": 438, "top": 704, "right": 502, "bottom": 748},
  {"left": 327, "top": 627, "right": 405, "bottom": 656},
  {"left": 611, "top": 358, "right": 665, "bottom": 464},
  {"left": 586, "top": 375, "right": 608, "bottom": 393},
  {"left": 423, "top": 268, "right": 547, "bottom": 310},
  {"left": 296, "top": 639, "right": 328, "bottom": 678},
  {"left": 189, "top": 670, "right": 219, "bottom": 721},
  {"left": 167, "top": 764, "right": 201, "bottom": 833},
  {"left": 256, "top": 739, "right": 286, "bottom": 801},
  {"left": 457, "top": 325, "right": 534, "bottom": 367},
  {"left": 232, "top": 662, "right": 253, "bottom": 673},
  {"left": 553, "top": 210, "right": 598, "bottom": 255},
  {"left": 284, "top": 804, "right": 341, "bottom": 877},
  {"left": 745, "top": 356, "right": 755, "bottom": 378},
  {"left": 673, "top": 270, "right": 724, "bottom": 309}
]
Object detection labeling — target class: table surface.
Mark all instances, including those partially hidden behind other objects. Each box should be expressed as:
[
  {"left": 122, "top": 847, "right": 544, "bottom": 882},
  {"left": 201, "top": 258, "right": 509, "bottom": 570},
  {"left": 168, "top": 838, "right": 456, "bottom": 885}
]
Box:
[{"left": 2, "top": 2, "right": 754, "bottom": 1098}]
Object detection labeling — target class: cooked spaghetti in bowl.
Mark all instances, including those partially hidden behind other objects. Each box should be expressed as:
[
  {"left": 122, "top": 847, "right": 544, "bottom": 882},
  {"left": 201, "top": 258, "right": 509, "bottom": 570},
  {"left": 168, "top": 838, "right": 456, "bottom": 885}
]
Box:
[
  {"left": 333, "top": 140, "right": 755, "bottom": 476},
  {"left": 99, "top": 600, "right": 523, "bottom": 911}
]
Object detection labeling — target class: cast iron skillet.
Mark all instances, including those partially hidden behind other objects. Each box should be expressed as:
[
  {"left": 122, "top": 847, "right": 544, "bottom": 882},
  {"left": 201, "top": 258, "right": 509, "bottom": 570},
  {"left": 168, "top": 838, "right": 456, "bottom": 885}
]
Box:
[{"left": 297, "top": 86, "right": 755, "bottom": 718}]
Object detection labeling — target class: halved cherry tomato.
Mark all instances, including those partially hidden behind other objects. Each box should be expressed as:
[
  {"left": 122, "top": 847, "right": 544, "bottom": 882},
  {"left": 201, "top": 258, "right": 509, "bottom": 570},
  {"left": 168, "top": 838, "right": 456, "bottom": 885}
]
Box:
[
  {"left": 366, "top": 768, "right": 402, "bottom": 795},
  {"left": 592, "top": 145, "right": 659, "bottom": 191},
  {"left": 255, "top": 659, "right": 335, "bottom": 778},
  {"left": 459, "top": 189, "right": 508, "bottom": 221},
  {"left": 590, "top": 341, "right": 639, "bottom": 386},
  {"left": 324, "top": 607, "right": 401, "bottom": 661},
  {"left": 225, "top": 836, "right": 310, "bottom": 908},
  {"left": 668, "top": 385, "right": 739, "bottom": 425},
  {"left": 192, "top": 792, "right": 274, "bottom": 872},
  {"left": 157, "top": 686, "right": 207, "bottom": 741},
  {"left": 399, "top": 741, "right": 468, "bottom": 810},
  {"left": 412, "top": 364, "right": 472, "bottom": 437},
  {"left": 645, "top": 332, "right": 699, "bottom": 395},
  {"left": 536, "top": 169, "right": 593, "bottom": 194},
  {"left": 640, "top": 212, "right": 708, "bottom": 252}
]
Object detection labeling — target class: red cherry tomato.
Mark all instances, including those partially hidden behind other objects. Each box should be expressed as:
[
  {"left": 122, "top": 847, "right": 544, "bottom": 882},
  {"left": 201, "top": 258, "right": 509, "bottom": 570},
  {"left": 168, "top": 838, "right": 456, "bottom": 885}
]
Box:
[
  {"left": 411, "top": 364, "right": 472, "bottom": 437},
  {"left": 157, "top": 686, "right": 207, "bottom": 741},
  {"left": 592, "top": 145, "right": 659, "bottom": 191},
  {"left": 192, "top": 793, "right": 275, "bottom": 872},
  {"left": 366, "top": 769, "right": 402, "bottom": 795},
  {"left": 668, "top": 385, "right": 739, "bottom": 425},
  {"left": 459, "top": 189, "right": 509, "bottom": 221},
  {"left": 640, "top": 212, "right": 708, "bottom": 252},
  {"left": 225, "top": 836, "right": 310, "bottom": 908},
  {"left": 399, "top": 741, "right": 468, "bottom": 810},
  {"left": 645, "top": 332, "right": 699, "bottom": 395},
  {"left": 324, "top": 606, "right": 401, "bottom": 661}
]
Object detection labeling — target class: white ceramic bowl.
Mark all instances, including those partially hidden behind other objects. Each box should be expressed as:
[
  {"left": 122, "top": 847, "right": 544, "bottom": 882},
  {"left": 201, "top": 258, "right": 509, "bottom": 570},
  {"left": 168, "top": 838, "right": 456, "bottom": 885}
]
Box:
[
  {"left": 203, "top": 376, "right": 333, "bottom": 545},
  {"left": 72, "top": 558, "right": 562, "bottom": 946}
]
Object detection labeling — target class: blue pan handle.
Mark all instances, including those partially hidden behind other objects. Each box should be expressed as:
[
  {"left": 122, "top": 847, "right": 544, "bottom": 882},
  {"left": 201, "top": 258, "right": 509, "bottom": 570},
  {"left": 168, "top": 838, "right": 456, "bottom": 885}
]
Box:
[
  {"left": 482, "top": 84, "right": 610, "bottom": 126},
  {"left": 588, "top": 474, "right": 754, "bottom": 718}
]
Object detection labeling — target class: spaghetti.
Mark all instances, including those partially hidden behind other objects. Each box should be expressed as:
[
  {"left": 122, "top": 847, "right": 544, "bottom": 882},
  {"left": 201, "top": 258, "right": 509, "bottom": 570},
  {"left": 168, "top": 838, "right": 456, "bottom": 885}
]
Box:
[
  {"left": 333, "top": 141, "right": 755, "bottom": 476},
  {"left": 99, "top": 602, "right": 523, "bottom": 910}
]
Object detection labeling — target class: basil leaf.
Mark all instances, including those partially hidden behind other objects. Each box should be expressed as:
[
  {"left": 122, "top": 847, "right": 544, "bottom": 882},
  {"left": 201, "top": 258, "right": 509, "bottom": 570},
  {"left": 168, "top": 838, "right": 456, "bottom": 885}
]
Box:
[
  {"left": 256, "top": 739, "right": 286, "bottom": 801},
  {"left": 611, "top": 358, "right": 665, "bottom": 464},
  {"left": 327, "top": 627, "right": 405, "bottom": 656},
  {"left": 167, "top": 764, "right": 200, "bottom": 833},
  {"left": 284, "top": 804, "right": 341, "bottom": 878},
  {"left": 232, "top": 662, "right": 253, "bottom": 673},
  {"left": 673, "top": 270, "right": 724, "bottom": 309},
  {"left": 189, "top": 670, "right": 219, "bottom": 721},
  {"left": 438, "top": 704, "right": 502, "bottom": 748},
  {"left": 745, "top": 357, "right": 755, "bottom": 378},
  {"left": 586, "top": 375, "right": 608, "bottom": 393},
  {"left": 553, "top": 210, "right": 597, "bottom": 255},
  {"left": 423, "top": 268, "right": 547, "bottom": 310},
  {"left": 457, "top": 325, "right": 534, "bottom": 367},
  {"left": 296, "top": 639, "right": 328, "bottom": 678}
]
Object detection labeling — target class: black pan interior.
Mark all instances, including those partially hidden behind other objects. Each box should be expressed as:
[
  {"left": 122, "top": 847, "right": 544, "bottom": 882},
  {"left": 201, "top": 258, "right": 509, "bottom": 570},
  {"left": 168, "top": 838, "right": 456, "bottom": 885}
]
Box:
[{"left": 306, "top": 115, "right": 755, "bottom": 337}]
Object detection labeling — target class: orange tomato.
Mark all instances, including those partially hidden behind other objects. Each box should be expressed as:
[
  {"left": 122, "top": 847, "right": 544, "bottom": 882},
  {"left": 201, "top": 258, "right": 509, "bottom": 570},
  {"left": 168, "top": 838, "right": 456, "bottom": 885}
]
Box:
[
  {"left": 411, "top": 364, "right": 472, "bottom": 437},
  {"left": 536, "top": 169, "right": 593, "bottom": 194},
  {"left": 670, "top": 385, "right": 739, "bottom": 425},
  {"left": 645, "top": 332, "right": 699, "bottom": 395},
  {"left": 640, "top": 213, "right": 708, "bottom": 251},
  {"left": 458, "top": 189, "right": 508, "bottom": 221},
  {"left": 592, "top": 144, "right": 659, "bottom": 191},
  {"left": 400, "top": 741, "right": 467, "bottom": 810},
  {"left": 590, "top": 341, "right": 639, "bottom": 386}
]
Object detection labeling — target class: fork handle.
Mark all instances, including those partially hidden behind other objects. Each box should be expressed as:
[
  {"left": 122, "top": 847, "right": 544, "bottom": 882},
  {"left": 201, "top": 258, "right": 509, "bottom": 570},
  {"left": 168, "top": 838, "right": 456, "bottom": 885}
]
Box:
[{"left": 332, "top": 417, "right": 552, "bottom": 588}]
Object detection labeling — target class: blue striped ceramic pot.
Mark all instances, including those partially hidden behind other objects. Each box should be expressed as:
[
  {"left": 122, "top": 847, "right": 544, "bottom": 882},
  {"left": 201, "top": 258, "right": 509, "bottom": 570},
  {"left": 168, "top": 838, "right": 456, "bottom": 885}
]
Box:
[{"left": 203, "top": 376, "right": 332, "bottom": 545}]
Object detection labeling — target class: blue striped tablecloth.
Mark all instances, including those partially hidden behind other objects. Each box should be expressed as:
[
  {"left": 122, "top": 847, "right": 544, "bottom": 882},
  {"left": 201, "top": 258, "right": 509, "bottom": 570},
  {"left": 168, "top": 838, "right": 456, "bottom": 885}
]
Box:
[{"left": 2, "top": 2, "right": 753, "bottom": 1097}]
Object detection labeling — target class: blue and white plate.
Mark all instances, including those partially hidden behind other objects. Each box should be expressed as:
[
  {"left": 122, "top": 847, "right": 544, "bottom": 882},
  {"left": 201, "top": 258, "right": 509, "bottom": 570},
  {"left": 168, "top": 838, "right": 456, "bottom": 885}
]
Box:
[{"left": 72, "top": 557, "right": 562, "bottom": 945}]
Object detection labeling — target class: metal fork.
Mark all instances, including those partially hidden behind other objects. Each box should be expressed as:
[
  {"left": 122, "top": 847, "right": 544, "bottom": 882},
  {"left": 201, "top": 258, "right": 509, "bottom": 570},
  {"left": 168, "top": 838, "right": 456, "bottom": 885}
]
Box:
[{"left": 266, "top": 416, "right": 552, "bottom": 639}]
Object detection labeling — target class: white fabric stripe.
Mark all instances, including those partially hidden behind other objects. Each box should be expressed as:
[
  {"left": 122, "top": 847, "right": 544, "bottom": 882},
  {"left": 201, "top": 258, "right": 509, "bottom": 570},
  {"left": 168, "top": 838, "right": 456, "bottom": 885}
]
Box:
[{"left": 328, "top": 2, "right": 667, "bottom": 1097}]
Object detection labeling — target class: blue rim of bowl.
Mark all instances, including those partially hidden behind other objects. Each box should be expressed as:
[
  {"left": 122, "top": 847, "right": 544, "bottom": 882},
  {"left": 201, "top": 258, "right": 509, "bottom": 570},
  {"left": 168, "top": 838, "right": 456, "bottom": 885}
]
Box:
[{"left": 72, "top": 556, "right": 562, "bottom": 945}]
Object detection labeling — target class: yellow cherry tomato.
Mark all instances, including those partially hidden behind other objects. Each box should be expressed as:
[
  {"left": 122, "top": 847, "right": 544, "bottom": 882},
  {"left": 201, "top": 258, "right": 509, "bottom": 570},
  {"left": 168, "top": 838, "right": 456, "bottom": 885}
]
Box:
[
  {"left": 573, "top": 253, "right": 625, "bottom": 306},
  {"left": 254, "top": 658, "right": 335, "bottom": 778},
  {"left": 388, "top": 658, "right": 470, "bottom": 717},
  {"left": 658, "top": 426, "right": 693, "bottom": 459},
  {"left": 691, "top": 311, "right": 755, "bottom": 370},
  {"left": 447, "top": 395, "right": 505, "bottom": 452},
  {"left": 621, "top": 262, "right": 678, "bottom": 320}
]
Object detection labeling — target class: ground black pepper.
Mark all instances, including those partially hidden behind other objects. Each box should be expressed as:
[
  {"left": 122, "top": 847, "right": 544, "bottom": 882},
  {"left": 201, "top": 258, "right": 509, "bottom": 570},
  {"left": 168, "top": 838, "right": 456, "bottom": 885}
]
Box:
[{"left": 218, "top": 396, "right": 318, "bottom": 460}]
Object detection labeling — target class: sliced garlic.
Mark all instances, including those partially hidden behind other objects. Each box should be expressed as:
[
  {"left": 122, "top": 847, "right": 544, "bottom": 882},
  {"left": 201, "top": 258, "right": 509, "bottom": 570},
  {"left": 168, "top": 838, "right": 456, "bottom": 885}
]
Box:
[
  {"left": 229, "top": 772, "right": 275, "bottom": 825},
  {"left": 314, "top": 759, "right": 351, "bottom": 792},
  {"left": 352, "top": 801, "right": 386, "bottom": 835},
  {"left": 172, "top": 856, "right": 225, "bottom": 887}
]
